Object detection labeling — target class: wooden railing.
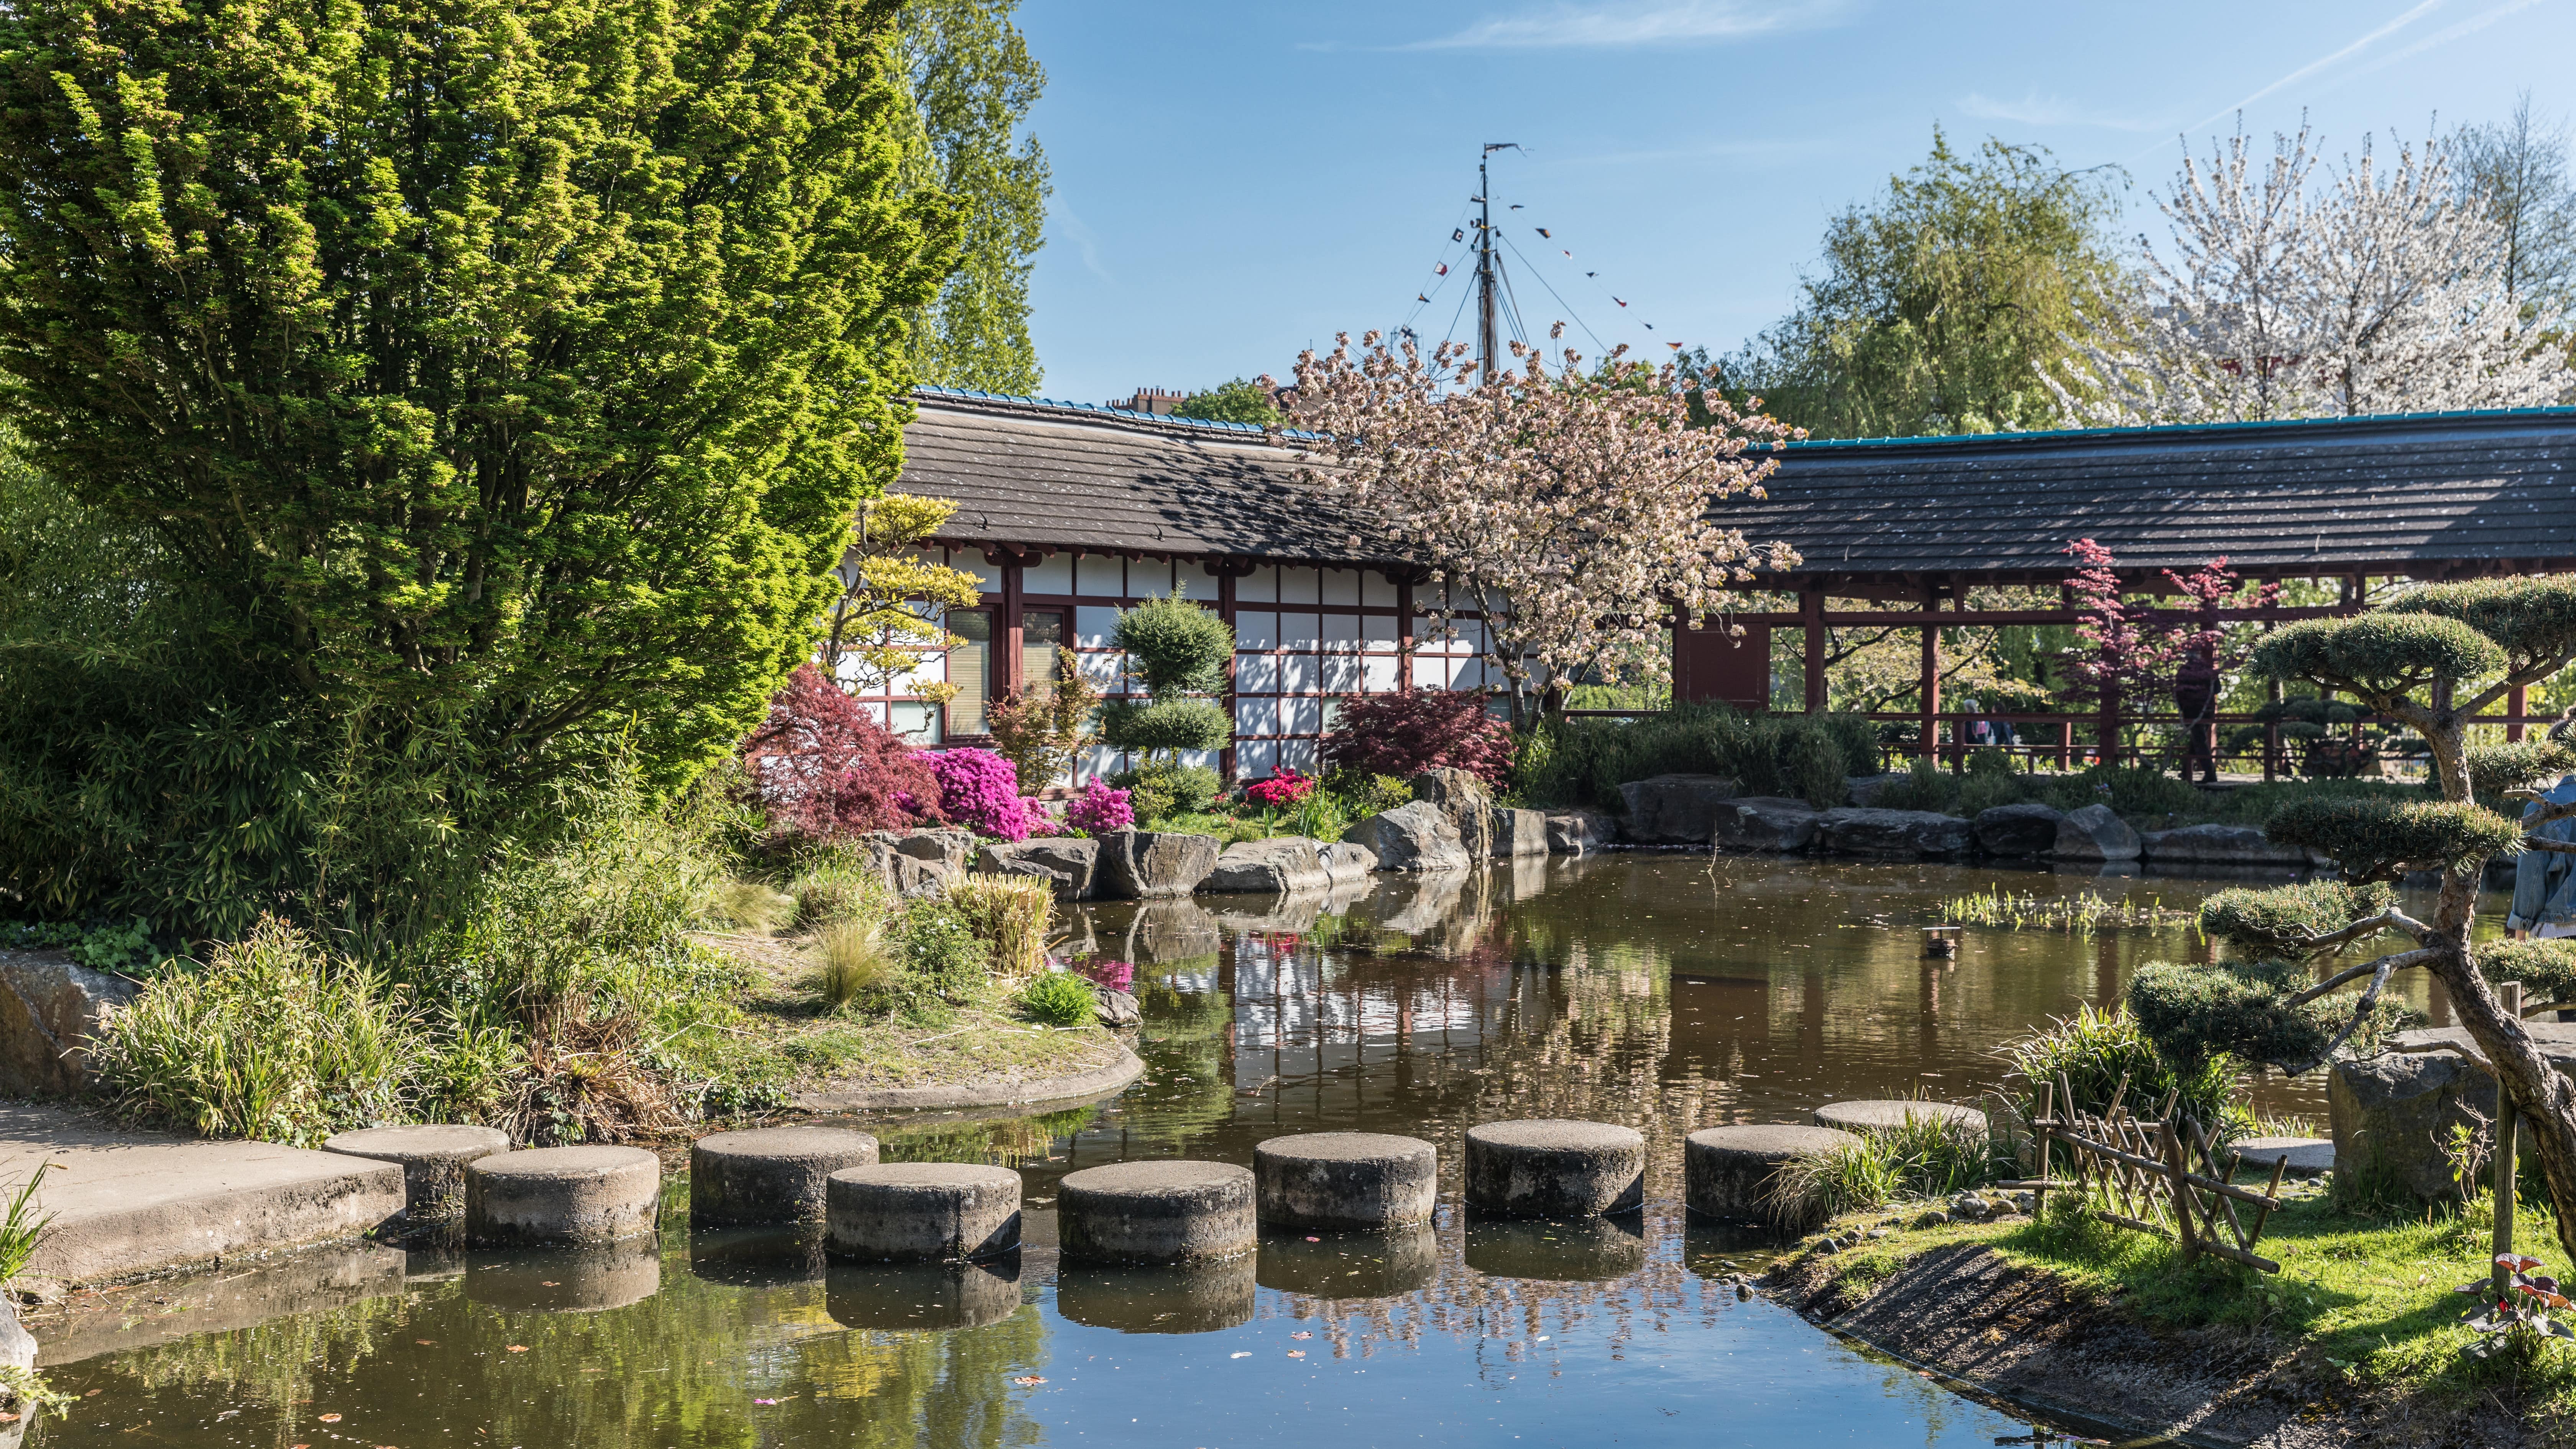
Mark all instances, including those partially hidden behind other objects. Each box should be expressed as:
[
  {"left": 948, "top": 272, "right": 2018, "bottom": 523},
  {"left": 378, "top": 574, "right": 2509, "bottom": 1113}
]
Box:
[{"left": 2001, "top": 1076, "right": 2289, "bottom": 1273}]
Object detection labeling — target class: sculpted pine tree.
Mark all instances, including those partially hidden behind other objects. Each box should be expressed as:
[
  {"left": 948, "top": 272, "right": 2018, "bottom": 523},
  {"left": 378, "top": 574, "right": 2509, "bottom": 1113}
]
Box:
[
  {"left": 1287, "top": 328, "right": 1799, "bottom": 724},
  {"left": 2127, "top": 577, "right": 2576, "bottom": 1257}
]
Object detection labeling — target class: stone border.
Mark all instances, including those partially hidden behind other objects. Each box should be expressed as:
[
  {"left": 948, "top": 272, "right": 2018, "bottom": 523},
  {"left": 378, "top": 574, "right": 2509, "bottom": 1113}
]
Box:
[{"left": 791, "top": 1041, "right": 1143, "bottom": 1114}]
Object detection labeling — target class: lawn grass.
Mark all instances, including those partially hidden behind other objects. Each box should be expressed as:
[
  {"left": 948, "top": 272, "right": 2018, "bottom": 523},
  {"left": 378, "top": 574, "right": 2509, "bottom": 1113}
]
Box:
[
  {"left": 1801, "top": 1177, "right": 2576, "bottom": 1417},
  {"left": 675, "top": 928, "right": 1122, "bottom": 1109}
]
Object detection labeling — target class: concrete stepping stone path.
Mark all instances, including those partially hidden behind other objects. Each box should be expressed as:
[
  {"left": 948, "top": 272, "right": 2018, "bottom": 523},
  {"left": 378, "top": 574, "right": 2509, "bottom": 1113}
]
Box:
[
  {"left": 1685, "top": 1125, "right": 1863, "bottom": 1224},
  {"left": 321, "top": 1124, "right": 511, "bottom": 1219},
  {"left": 1057, "top": 1160, "right": 1257, "bottom": 1265},
  {"left": 1463, "top": 1119, "right": 1645, "bottom": 1218},
  {"left": 826, "top": 1162, "right": 1022, "bottom": 1262},
  {"left": 689, "top": 1126, "right": 880, "bottom": 1226},
  {"left": 466, "top": 1145, "right": 661, "bottom": 1246},
  {"left": 1253, "top": 1132, "right": 1438, "bottom": 1232}
]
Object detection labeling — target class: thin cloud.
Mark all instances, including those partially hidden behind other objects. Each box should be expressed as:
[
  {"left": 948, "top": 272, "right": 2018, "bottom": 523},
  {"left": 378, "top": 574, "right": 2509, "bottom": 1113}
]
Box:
[
  {"left": 1403, "top": 0, "right": 1847, "bottom": 51},
  {"left": 2312, "top": 0, "right": 2546, "bottom": 97},
  {"left": 1051, "top": 201, "right": 1112, "bottom": 284},
  {"left": 1959, "top": 91, "right": 2156, "bottom": 133},
  {"left": 2129, "top": 0, "right": 2450, "bottom": 162}
]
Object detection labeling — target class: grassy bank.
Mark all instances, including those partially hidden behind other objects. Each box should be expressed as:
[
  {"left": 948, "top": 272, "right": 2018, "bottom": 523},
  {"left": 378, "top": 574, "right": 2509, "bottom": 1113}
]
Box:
[{"left": 1787, "top": 1180, "right": 2576, "bottom": 1435}]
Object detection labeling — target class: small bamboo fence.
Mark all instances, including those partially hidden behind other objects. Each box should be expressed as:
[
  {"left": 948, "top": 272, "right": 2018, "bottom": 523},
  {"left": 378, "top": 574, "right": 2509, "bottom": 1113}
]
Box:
[{"left": 1996, "top": 1073, "right": 2289, "bottom": 1274}]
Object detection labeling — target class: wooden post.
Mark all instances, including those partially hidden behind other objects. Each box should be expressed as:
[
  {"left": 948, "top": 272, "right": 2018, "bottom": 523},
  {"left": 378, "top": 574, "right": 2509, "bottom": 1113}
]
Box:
[
  {"left": 2495, "top": 980, "right": 2525, "bottom": 1297},
  {"left": 2162, "top": 1109, "right": 2202, "bottom": 1264},
  {"left": 2510, "top": 683, "right": 2530, "bottom": 744},
  {"left": 1916, "top": 582, "right": 1940, "bottom": 762},
  {"left": 2032, "top": 1079, "right": 2055, "bottom": 1219},
  {"left": 1802, "top": 582, "right": 1827, "bottom": 713},
  {"left": 1217, "top": 564, "right": 1239, "bottom": 783}
]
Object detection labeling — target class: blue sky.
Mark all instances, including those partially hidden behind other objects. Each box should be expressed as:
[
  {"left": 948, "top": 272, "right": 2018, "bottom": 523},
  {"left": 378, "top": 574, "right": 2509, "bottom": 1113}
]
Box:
[{"left": 1013, "top": 0, "right": 2576, "bottom": 408}]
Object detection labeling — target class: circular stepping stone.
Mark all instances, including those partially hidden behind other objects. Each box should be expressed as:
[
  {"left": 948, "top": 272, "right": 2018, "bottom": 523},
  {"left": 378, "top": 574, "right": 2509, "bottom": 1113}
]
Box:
[
  {"left": 1057, "top": 1160, "right": 1257, "bottom": 1265},
  {"left": 827, "top": 1259, "right": 1023, "bottom": 1331},
  {"left": 826, "top": 1163, "right": 1022, "bottom": 1262},
  {"left": 1253, "top": 1132, "right": 1438, "bottom": 1232},
  {"left": 1685, "top": 1125, "right": 1862, "bottom": 1224},
  {"left": 1812, "top": 1100, "right": 1987, "bottom": 1139},
  {"left": 464, "top": 1239, "right": 660, "bottom": 1313},
  {"left": 322, "top": 1124, "right": 511, "bottom": 1219},
  {"left": 467, "top": 1145, "right": 662, "bottom": 1246},
  {"left": 1462, "top": 1119, "right": 1645, "bottom": 1218},
  {"left": 1256, "top": 1222, "right": 1438, "bottom": 1298},
  {"left": 2229, "top": 1136, "right": 2334, "bottom": 1179},
  {"left": 1463, "top": 1215, "right": 1646, "bottom": 1282},
  {"left": 690, "top": 1127, "right": 880, "bottom": 1226},
  {"left": 1055, "top": 1258, "right": 1257, "bottom": 1334}
]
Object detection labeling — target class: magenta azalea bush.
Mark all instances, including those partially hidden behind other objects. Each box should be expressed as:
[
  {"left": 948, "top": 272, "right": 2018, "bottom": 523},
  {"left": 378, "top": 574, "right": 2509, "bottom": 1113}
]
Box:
[
  {"left": 1244, "top": 769, "right": 1315, "bottom": 808},
  {"left": 929, "top": 748, "right": 1032, "bottom": 841},
  {"left": 1065, "top": 780, "right": 1134, "bottom": 833}
]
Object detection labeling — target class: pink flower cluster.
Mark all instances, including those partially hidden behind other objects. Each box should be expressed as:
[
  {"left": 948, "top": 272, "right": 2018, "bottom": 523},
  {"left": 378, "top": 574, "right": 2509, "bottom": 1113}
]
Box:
[
  {"left": 928, "top": 748, "right": 1031, "bottom": 841},
  {"left": 1065, "top": 780, "right": 1134, "bottom": 833},
  {"left": 1244, "top": 769, "right": 1315, "bottom": 808}
]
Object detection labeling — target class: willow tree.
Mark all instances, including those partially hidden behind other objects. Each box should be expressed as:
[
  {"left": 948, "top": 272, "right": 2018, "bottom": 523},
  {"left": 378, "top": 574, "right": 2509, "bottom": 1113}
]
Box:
[
  {"left": 2127, "top": 577, "right": 2576, "bottom": 1257},
  {"left": 0, "top": 0, "right": 957, "bottom": 934}
]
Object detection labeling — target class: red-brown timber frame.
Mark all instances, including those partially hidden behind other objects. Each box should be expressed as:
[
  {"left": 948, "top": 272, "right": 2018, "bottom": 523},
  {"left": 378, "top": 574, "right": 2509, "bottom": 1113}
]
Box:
[{"left": 1668, "top": 565, "right": 2555, "bottom": 779}]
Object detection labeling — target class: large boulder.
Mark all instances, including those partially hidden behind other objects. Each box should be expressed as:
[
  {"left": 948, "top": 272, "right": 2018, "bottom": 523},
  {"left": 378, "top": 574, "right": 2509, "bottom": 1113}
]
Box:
[
  {"left": 1093, "top": 831, "right": 1222, "bottom": 900},
  {"left": 2050, "top": 803, "right": 2141, "bottom": 862},
  {"left": 1544, "top": 810, "right": 1615, "bottom": 856},
  {"left": 1344, "top": 802, "right": 1472, "bottom": 874},
  {"left": 889, "top": 828, "right": 979, "bottom": 875},
  {"left": 2141, "top": 823, "right": 2315, "bottom": 869},
  {"left": 1972, "top": 802, "right": 2068, "bottom": 858},
  {"left": 1712, "top": 797, "right": 1821, "bottom": 853},
  {"left": 1411, "top": 769, "right": 1496, "bottom": 860},
  {"left": 1202, "top": 837, "right": 1332, "bottom": 895},
  {"left": 1489, "top": 807, "right": 1549, "bottom": 859},
  {"left": 973, "top": 838, "right": 1099, "bottom": 902},
  {"left": 0, "top": 950, "right": 140, "bottom": 1097},
  {"left": 1319, "top": 841, "right": 1379, "bottom": 883},
  {"left": 1814, "top": 807, "right": 1971, "bottom": 859},
  {"left": 2331, "top": 1052, "right": 2507, "bottom": 1204},
  {"left": 1617, "top": 774, "right": 1738, "bottom": 846}
]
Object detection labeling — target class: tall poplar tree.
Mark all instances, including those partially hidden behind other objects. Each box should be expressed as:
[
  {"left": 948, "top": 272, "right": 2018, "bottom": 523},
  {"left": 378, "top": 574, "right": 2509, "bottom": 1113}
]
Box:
[
  {"left": 899, "top": 0, "right": 1048, "bottom": 395},
  {"left": 0, "top": 0, "right": 957, "bottom": 932}
]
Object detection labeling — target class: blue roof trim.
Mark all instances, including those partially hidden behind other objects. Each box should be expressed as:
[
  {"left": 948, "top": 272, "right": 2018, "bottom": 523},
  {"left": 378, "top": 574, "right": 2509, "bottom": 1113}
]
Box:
[
  {"left": 1780, "top": 404, "right": 2576, "bottom": 452},
  {"left": 912, "top": 384, "right": 1326, "bottom": 442}
]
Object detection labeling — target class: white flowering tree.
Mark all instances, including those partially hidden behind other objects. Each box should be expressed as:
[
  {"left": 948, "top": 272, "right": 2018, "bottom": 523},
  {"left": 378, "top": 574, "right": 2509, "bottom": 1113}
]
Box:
[
  {"left": 2051, "top": 126, "right": 2573, "bottom": 424},
  {"left": 1284, "top": 328, "right": 1800, "bottom": 725}
]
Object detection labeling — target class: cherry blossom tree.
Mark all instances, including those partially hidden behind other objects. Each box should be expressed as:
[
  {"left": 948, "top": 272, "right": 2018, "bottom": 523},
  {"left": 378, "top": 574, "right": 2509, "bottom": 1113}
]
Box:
[
  {"left": 1283, "top": 329, "right": 1801, "bottom": 725},
  {"left": 2050, "top": 126, "right": 2573, "bottom": 424}
]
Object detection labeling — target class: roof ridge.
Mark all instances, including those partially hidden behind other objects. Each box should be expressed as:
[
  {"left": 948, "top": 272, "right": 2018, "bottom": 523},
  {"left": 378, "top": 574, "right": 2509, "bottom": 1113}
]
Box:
[
  {"left": 1784, "top": 404, "right": 2576, "bottom": 451},
  {"left": 911, "top": 384, "right": 1322, "bottom": 444}
]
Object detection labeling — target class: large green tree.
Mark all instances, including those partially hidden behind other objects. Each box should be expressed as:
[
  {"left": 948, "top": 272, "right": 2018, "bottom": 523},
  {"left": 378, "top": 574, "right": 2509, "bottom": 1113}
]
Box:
[
  {"left": 897, "top": 0, "right": 1047, "bottom": 395},
  {"left": 0, "top": 0, "right": 956, "bottom": 934},
  {"left": 1707, "top": 129, "right": 2126, "bottom": 439}
]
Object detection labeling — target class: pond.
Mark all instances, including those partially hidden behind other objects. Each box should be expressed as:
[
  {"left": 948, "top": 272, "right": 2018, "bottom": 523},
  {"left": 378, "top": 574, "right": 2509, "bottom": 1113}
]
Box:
[{"left": 36, "top": 855, "right": 2464, "bottom": 1448}]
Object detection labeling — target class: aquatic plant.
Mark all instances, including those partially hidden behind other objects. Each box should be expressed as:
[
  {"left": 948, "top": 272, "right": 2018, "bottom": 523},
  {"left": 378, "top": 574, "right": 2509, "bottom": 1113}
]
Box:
[{"left": 1936, "top": 886, "right": 2193, "bottom": 934}]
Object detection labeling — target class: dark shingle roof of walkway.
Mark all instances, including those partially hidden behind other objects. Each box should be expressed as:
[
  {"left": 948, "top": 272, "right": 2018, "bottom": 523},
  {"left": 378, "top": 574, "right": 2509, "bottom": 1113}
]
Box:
[
  {"left": 1735, "top": 407, "right": 2576, "bottom": 582},
  {"left": 897, "top": 388, "right": 1377, "bottom": 564}
]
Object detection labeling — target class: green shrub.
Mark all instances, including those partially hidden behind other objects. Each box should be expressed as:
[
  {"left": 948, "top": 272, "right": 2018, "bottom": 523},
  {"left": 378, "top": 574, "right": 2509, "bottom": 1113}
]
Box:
[
  {"left": 814, "top": 916, "right": 900, "bottom": 1010},
  {"left": 90, "top": 918, "right": 421, "bottom": 1145},
  {"left": 1954, "top": 770, "right": 2026, "bottom": 816},
  {"left": 1762, "top": 1138, "right": 1901, "bottom": 1230},
  {"left": 2127, "top": 958, "right": 2413, "bottom": 1073},
  {"left": 1016, "top": 970, "right": 1098, "bottom": 1028},
  {"left": 1110, "top": 592, "right": 1236, "bottom": 696},
  {"left": 946, "top": 875, "right": 1053, "bottom": 977},
  {"left": 1112, "top": 763, "right": 1222, "bottom": 825},
  {"left": 2470, "top": 939, "right": 2576, "bottom": 1009},
  {"left": 2466, "top": 740, "right": 2576, "bottom": 798},
  {"left": 1998, "top": 1002, "right": 2242, "bottom": 1147},
  {"left": 2262, "top": 797, "right": 2523, "bottom": 881},
  {"left": 2034, "top": 764, "right": 2203, "bottom": 819},
  {"left": 887, "top": 904, "right": 989, "bottom": 1023},
  {"left": 787, "top": 847, "right": 889, "bottom": 928},
  {"left": 2252, "top": 614, "right": 2505, "bottom": 693},
  {"left": 2199, "top": 880, "right": 2395, "bottom": 952},
  {"left": 1517, "top": 702, "right": 1878, "bottom": 808},
  {"left": 1871, "top": 758, "right": 1958, "bottom": 812},
  {"left": 1325, "top": 769, "right": 1415, "bottom": 817}
]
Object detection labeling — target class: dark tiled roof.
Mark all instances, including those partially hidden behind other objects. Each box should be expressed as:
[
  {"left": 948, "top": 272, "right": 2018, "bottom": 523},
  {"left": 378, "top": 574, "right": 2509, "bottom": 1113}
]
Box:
[
  {"left": 1735, "top": 407, "right": 2576, "bottom": 582},
  {"left": 898, "top": 389, "right": 1379, "bottom": 564}
]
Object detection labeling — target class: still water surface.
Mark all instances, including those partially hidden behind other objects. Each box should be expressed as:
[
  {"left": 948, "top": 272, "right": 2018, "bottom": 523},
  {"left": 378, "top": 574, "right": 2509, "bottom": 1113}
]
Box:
[{"left": 39, "top": 856, "right": 2430, "bottom": 1448}]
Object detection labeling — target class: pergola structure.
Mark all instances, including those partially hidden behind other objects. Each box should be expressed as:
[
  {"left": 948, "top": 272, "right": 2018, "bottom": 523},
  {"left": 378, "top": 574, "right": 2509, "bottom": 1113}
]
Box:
[{"left": 1676, "top": 407, "right": 2576, "bottom": 772}]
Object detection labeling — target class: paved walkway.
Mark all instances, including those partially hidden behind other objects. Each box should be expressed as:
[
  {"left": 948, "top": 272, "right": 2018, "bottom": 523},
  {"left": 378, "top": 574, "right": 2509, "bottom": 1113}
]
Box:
[{"left": 0, "top": 1103, "right": 403, "bottom": 1284}]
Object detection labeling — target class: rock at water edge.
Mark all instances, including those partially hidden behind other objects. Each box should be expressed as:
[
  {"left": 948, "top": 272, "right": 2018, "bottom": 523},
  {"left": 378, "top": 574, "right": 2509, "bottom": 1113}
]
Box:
[
  {"left": 1412, "top": 769, "right": 1496, "bottom": 860},
  {"left": 1617, "top": 774, "right": 1739, "bottom": 846},
  {"left": 974, "top": 838, "right": 1099, "bottom": 902},
  {"left": 1712, "top": 798, "right": 1821, "bottom": 853},
  {"left": 2050, "top": 803, "right": 2141, "bottom": 862},
  {"left": 1201, "top": 837, "right": 1331, "bottom": 895},
  {"left": 0, "top": 950, "right": 139, "bottom": 1097},
  {"left": 1489, "top": 807, "right": 1550, "bottom": 859},
  {"left": 1814, "top": 808, "right": 1971, "bottom": 859},
  {"left": 1543, "top": 810, "right": 1615, "bottom": 856},
  {"left": 1344, "top": 802, "right": 1471, "bottom": 874},
  {"left": 1094, "top": 832, "right": 1222, "bottom": 899},
  {"left": 1971, "top": 802, "right": 2067, "bottom": 858}
]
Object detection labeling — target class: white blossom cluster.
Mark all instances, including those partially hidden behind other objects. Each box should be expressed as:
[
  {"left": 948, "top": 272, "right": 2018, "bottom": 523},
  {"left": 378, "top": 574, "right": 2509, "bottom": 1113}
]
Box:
[
  {"left": 1282, "top": 328, "right": 1800, "bottom": 718},
  {"left": 2050, "top": 125, "right": 2574, "bottom": 425}
]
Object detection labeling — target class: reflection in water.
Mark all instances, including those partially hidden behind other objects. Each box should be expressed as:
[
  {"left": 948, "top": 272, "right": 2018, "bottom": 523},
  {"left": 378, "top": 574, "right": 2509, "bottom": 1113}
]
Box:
[{"left": 38, "top": 855, "right": 2388, "bottom": 1448}]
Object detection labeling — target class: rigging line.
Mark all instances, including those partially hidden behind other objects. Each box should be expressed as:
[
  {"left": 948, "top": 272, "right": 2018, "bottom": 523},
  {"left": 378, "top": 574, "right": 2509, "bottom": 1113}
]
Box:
[
  {"left": 1496, "top": 232, "right": 1607, "bottom": 354},
  {"left": 1401, "top": 200, "right": 1483, "bottom": 330},
  {"left": 1440, "top": 274, "right": 1477, "bottom": 355},
  {"left": 1494, "top": 246, "right": 1531, "bottom": 355}
]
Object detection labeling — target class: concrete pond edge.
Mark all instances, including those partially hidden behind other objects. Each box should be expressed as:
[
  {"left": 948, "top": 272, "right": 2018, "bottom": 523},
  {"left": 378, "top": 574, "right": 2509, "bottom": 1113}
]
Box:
[{"left": 789, "top": 1040, "right": 1144, "bottom": 1115}]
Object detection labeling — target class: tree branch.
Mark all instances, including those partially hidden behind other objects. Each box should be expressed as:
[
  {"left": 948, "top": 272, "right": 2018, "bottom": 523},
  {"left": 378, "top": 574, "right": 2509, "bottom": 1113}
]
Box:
[
  {"left": 2523, "top": 836, "right": 2576, "bottom": 855},
  {"left": 2281, "top": 947, "right": 2438, "bottom": 1009},
  {"left": 2292, "top": 907, "right": 2433, "bottom": 956},
  {"left": 2279, "top": 953, "right": 2409, "bottom": 1076}
]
